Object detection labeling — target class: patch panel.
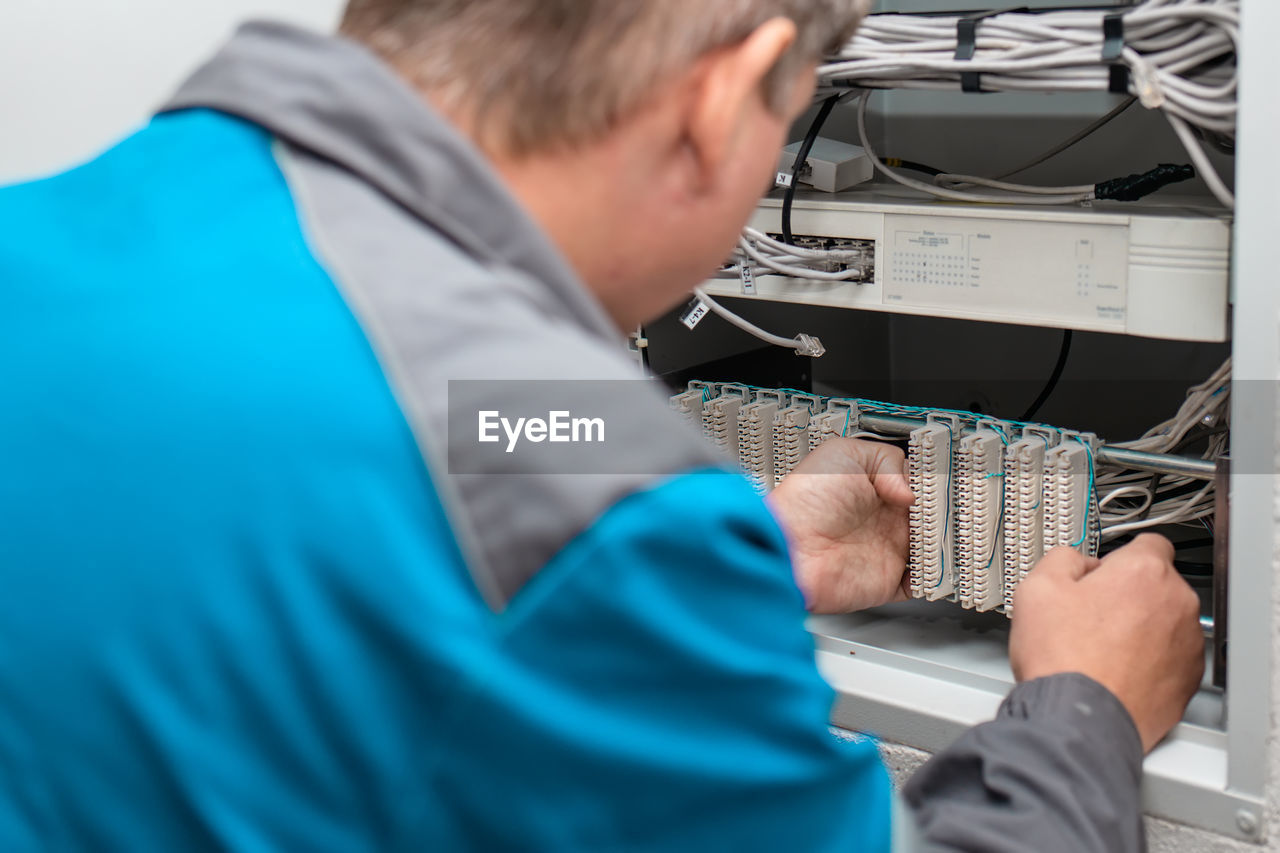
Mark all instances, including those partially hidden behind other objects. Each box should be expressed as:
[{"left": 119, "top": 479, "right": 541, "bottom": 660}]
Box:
[
  {"left": 1002, "top": 435, "right": 1050, "bottom": 614},
  {"left": 908, "top": 420, "right": 956, "bottom": 601},
  {"left": 1043, "top": 441, "right": 1095, "bottom": 553},
  {"left": 954, "top": 429, "right": 1006, "bottom": 612},
  {"left": 773, "top": 394, "right": 823, "bottom": 486},
  {"left": 738, "top": 391, "right": 789, "bottom": 495},
  {"left": 669, "top": 388, "right": 705, "bottom": 427},
  {"left": 673, "top": 381, "right": 1102, "bottom": 617},
  {"left": 701, "top": 384, "right": 750, "bottom": 458}
]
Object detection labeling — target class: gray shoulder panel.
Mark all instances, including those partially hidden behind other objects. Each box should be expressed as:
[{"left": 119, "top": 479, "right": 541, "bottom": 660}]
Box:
[
  {"left": 162, "top": 21, "right": 618, "bottom": 342},
  {"left": 276, "top": 143, "right": 725, "bottom": 610}
]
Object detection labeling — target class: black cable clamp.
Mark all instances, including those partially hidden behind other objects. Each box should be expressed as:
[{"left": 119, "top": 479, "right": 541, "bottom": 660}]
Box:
[
  {"left": 956, "top": 7, "right": 1028, "bottom": 93},
  {"left": 1102, "top": 13, "right": 1130, "bottom": 95},
  {"left": 1094, "top": 163, "right": 1195, "bottom": 202}
]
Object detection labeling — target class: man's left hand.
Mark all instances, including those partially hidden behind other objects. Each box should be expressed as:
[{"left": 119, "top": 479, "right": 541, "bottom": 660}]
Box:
[{"left": 766, "top": 438, "right": 913, "bottom": 614}]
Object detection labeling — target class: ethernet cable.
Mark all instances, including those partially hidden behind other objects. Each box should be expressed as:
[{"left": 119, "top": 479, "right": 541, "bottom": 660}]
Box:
[
  {"left": 1097, "top": 485, "right": 1156, "bottom": 523},
  {"left": 689, "top": 288, "right": 826, "bottom": 357},
  {"left": 1165, "top": 110, "right": 1235, "bottom": 207},
  {"left": 1101, "top": 480, "right": 1216, "bottom": 540},
  {"left": 733, "top": 230, "right": 867, "bottom": 282},
  {"left": 1094, "top": 358, "right": 1230, "bottom": 534},
  {"left": 856, "top": 91, "right": 1203, "bottom": 207},
  {"left": 821, "top": 0, "right": 1238, "bottom": 138},
  {"left": 853, "top": 91, "right": 1095, "bottom": 205},
  {"left": 1105, "top": 358, "right": 1230, "bottom": 455},
  {"left": 728, "top": 227, "right": 869, "bottom": 283},
  {"left": 825, "top": 1, "right": 1237, "bottom": 208}
]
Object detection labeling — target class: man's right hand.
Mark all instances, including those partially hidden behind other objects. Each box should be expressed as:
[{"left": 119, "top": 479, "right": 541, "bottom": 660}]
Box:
[{"left": 1009, "top": 534, "right": 1204, "bottom": 753}]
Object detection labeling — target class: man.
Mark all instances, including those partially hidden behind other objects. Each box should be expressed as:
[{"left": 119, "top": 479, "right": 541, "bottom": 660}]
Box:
[{"left": 0, "top": 1, "right": 1203, "bottom": 850}]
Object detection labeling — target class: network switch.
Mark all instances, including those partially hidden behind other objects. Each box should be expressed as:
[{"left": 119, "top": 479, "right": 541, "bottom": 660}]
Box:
[{"left": 711, "top": 193, "right": 1232, "bottom": 342}]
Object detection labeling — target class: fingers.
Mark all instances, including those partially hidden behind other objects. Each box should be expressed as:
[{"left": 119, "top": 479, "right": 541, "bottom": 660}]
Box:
[
  {"left": 787, "top": 438, "right": 913, "bottom": 507},
  {"left": 1084, "top": 533, "right": 1177, "bottom": 589},
  {"left": 1112, "top": 532, "right": 1176, "bottom": 565},
  {"left": 1032, "top": 546, "right": 1100, "bottom": 582}
]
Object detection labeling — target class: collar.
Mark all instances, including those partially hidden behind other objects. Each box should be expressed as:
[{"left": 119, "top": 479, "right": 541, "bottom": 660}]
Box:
[{"left": 162, "top": 20, "right": 620, "bottom": 341}]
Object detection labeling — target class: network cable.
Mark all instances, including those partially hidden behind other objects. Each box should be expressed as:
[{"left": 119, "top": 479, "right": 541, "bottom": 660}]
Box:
[
  {"left": 856, "top": 91, "right": 1200, "bottom": 206},
  {"left": 782, "top": 95, "right": 841, "bottom": 245},
  {"left": 689, "top": 288, "right": 826, "bottom": 357},
  {"left": 1019, "top": 331, "right": 1074, "bottom": 422},
  {"left": 732, "top": 228, "right": 869, "bottom": 282},
  {"left": 820, "top": 1, "right": 1237, "bottom": 139},
  {"left": 822, "top": 1, "right": 1237, "bottom": 208},
  {"left": 728, "top": 2, "right": 1237, "bottom": 286}
]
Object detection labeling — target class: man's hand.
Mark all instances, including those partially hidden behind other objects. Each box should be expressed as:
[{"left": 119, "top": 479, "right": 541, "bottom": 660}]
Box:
[
  {"left": 1010, "top": 534, "right": 1204, "bottom": 753},
  {"left": 766, "top": 438, "right": 913, "bottom": 614}
]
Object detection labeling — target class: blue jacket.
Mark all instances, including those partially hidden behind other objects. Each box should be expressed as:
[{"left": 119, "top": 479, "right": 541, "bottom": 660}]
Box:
[
  {"left": 0, "top": 22, "right": 891, "bottom": 852},
  {"left": 0, "top": 21, "right": 1148, "bottom": 853}
]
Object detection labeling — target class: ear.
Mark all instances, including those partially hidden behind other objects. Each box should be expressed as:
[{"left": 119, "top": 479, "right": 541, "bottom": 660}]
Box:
[{"left": 683, "top": 17, "right": 799, "bottom": 192}]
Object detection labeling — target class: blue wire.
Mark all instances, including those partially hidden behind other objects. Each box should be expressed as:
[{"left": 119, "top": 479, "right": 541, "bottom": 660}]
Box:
[{"left": 1070, "top": 436, "right": 1096, "bottom": 549}]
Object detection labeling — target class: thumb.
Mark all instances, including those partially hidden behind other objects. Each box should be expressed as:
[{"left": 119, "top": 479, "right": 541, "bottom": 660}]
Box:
[{"left": 870, "top": 448, "right": 914, "bottom": 508}]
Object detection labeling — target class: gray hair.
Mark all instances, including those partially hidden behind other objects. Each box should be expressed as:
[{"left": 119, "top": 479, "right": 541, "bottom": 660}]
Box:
[{"left": 341, "top": 0, "right": 870, "bottom": 155}]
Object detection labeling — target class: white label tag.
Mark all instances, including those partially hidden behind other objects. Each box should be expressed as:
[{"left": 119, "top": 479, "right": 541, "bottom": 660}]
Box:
[
  {"left": 775, "top": 171, "right": 794, "bottom": 189},
  {"left": 739, "top": 265, "right": 756, "bottom": 295},
  {"left": 680, "top": 299, "right": 710, "bottom": 330}
]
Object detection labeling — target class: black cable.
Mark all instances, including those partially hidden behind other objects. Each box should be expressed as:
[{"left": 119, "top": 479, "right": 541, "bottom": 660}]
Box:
[
  {"left": 1138, "top": 473, "right": 1162, "bottom": 522},
  {"left": 1106, "top": 533, "right": 1216, "bottom": 552},
  {"left": 1170, "top": 424, "right": 1230, "bottom": 454},
  {"left": 1019, "top": 330, "right": 1073, "bottom": 422},
  {"left": 999, "top": 97, "right": 1136, "bottom": 180},
  {"left": 883, "top": 158, "right": 945, "bottom": 177},
  {"left": 1094, "top": 163, "right": 1195, "bottom": 202},
  {"left": 877, "top": 5, "right": 1127, "bottom": 18},
  {"left": 782, "top": 95, "right": 841, "bottom": 245}
]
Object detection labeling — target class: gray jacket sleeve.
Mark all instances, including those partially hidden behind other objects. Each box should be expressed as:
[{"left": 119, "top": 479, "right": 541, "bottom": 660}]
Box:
[{"left": 900, "top": 673, "right": 1146, "bottom": 853}]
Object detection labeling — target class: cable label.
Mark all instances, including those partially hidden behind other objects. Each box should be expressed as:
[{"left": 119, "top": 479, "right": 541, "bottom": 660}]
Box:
[
  {"left": 739, "top": 264, "right": 756, "bottom": 295},
  {"left": 680, "top": 298, "right": 710, "bottom": 330},
  {"left": 775, "top": 171, "right": 794, "bottom": 189}
]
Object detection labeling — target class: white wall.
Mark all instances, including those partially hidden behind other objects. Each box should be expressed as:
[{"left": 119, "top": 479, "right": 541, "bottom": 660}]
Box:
[{"left": 0, "top": 0, "right": 346, "bottom": 184}]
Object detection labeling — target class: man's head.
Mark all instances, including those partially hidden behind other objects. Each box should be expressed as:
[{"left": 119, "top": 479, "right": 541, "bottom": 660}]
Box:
[{"left": 342, "top": 0, "right": 870, "bottom": 329}]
